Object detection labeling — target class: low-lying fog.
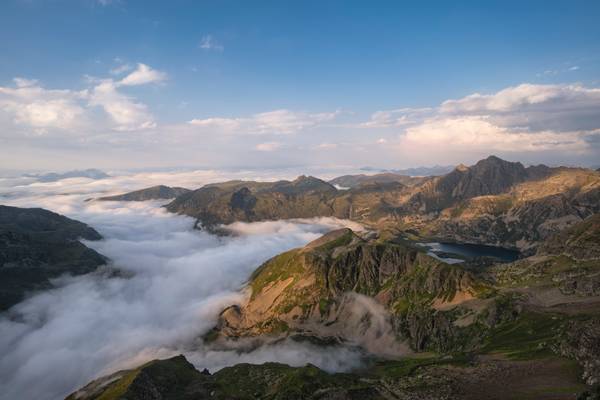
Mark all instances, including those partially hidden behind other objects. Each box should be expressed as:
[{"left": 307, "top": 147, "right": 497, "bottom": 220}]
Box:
[{"left": 0, "top": 170, "right": 364, "bottom": 400}]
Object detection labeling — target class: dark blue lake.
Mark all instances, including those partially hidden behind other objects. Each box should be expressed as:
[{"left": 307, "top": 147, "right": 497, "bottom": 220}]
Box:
[{"left": 418, "top": 242, "right": 520, "bottom": 263}]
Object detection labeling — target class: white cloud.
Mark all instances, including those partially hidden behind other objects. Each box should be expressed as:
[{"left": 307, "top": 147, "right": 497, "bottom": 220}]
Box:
[
  {"left": 361, "top": 107, "right": 432, "bottom": 128},
  {"left": 0, "top": 63, "right": 165, "bottom": 135},
  {"left": 118, "top": 63, "right": 167, "bottom": 86},
  {"left": 188, "top": 117, "right": 243, "bottom": 130},
  {"left": 199, "top": 35, "right": 224, "bottom": 52},
  {"left": 439, "top": 83, "right": 600, "bottom": 133},
  {"left": 255, "top": 141, "right": 282, "bottom": 151},
  {"left": 399, "top": 116, "right": 588, "bottom": 154},
  {"left": 0, "top": 78, "right": 87, "bottom": 132},
  {"left": 569, "top": 66, "right": 580, "bottom": 71},
  {"left": 189, "top": 109, "right": 339, "bottom": 135},
  {"left": 89, "top": 80, "right": 156, "bottom": 130},
  {"left": 110, "top": 63, "right": 133, "bottom": 76},
  {"left": 441, "top": 83, "right": 600, "bottom": 114},
  {"left": 13, "top": 78, "right": 38, "bottom": 88}
]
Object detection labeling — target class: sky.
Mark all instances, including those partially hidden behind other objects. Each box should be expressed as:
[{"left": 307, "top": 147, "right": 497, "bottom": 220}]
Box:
[{"left": 1, "top": 0, "right": 600, "bottom": 171}]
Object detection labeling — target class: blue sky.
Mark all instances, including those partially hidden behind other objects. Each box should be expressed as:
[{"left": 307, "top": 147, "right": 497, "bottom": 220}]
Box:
[{"left": 1, "top": 0, "right": 600, "bottom": 170}]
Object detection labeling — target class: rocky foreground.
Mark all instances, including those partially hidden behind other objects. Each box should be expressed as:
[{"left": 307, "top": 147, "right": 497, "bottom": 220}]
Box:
[{"left": 68, "top": 213, "right": 600, "bottom": 399}]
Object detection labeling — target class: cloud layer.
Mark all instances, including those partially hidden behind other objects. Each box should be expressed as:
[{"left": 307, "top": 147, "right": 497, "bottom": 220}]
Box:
[{"left": 0, "top": 174, "right": 364, "bottom": 400}]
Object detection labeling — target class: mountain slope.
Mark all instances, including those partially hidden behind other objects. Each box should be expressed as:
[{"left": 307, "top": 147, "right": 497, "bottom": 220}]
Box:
[
  {"left": 537, "top": 213, "right": 600, "bottom": 260},
  {"left": 0, "top": 205, "right": 106, "bottom": 311},
  {"left": 66, "top": 355, "right": 387, "bottom": 400},
  {"left": 98, "top": 185, "right": 191, "bottom": 201},
  {"left": 68, "top": 352, "right": 590, "bottom": 400},
  {"left": 164, "top": 156, "right": 600, "bottom": 252},
  {"left": 166, "top": 176, "right": 340, "bottom": 227},
  {"left": 68, "top": 220, "right": 600, "bottom": 400},
  {"left": 329, "top": 173, "right": 425, "bottom": 188},
  {"left": 213, "top": 228, "right": 490, "bottom": 354}
]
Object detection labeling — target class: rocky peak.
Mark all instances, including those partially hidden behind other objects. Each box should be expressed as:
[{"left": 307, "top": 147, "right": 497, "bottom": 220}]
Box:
[
  {"left": 439, "top": 155, "right": 527, "bottom": 201},
  {"left": 271, "top": 175, "right": 337, "bottom": 195},
  {"left": 455, "top": 163, "right": 469, "bottom": 172}
]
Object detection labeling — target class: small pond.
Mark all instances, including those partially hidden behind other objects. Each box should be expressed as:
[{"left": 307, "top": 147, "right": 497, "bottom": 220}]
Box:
[{"left": 418, "top": 242, "right": 520, "bottom": 264}]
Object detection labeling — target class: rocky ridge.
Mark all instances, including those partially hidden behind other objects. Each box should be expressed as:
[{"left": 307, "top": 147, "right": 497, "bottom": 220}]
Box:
[
  {"left": 0, "top": 205, "right": 106, "bottom": 311},
  {"left": 165, "top": 156, "right": 600, "bottom": 252},
  {"left": 212, "top": 228, "right": 499, "bottom": 355},
  {"left": 97, "top": 185, "right": 191, "bottom": 201}
]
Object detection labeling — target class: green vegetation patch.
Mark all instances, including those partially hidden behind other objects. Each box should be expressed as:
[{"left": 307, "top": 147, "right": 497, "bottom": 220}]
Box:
[
  {"left": 315, "top": 229, "right": 354, "bottom": 253},
  {"left": 95, "top": 369, "right": 140, "bottom": 400},
  {"left": 482, "top": 312, "right": 564, "bottom": 360},
  {"left": 368, "top": 354, "right": 470, "bottom": 378},
  {"left": 250, "top": 250, "right": 304, "bottom": 298}
]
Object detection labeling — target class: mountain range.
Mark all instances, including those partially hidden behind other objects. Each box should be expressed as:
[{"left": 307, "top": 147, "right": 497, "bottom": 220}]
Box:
[
  {"left": 3, "top": 155, "right": 599, "bottom": 399},
  {"left": 161, "top": 156, "right": 599, "bottom": 253}
]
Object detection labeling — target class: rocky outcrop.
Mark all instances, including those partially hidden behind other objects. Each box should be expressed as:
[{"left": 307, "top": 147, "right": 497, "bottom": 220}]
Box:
[
  {"left": 97, "top": 185, "right": 191, "bottom": 201},
  {"left": 538, "top": 213, "right": 600, "bottom": 260},
  {"left": 555, "top": 318, "right": 600, "bottom": 386},
  {"left": 212, "top": 228, "right": 492, "bottom": 354},
  {"left": 0, "top": 205, "right": 106, "bottom": 311}
]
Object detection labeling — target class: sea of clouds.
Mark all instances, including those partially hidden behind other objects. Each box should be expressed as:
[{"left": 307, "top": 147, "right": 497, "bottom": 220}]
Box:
[{"left": 0, "top": 169, "right": 365, "bottom": 400}]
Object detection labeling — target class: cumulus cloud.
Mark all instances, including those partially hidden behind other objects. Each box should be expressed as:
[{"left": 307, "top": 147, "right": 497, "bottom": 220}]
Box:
[
  {"left": 0, "top": 78, "right": 87, "bottom": 132},
  {"left": 189, "top": 109, "right": 339, "bottom": 135},
  {"left": 0, "top": 63, "right": 166, "bottom": 135},
  {"left": 439, "top": 83, "right": 600, "bottom": 132},
  {"left": 0, "top": 175, "right": 366, "bottom": 400},
  {"left": 399, "top": 116, "right": 588, "bottom": 154},
  {"left": 118, "top": 63, "right": 167, "bottom": 86},
  {"left": 359, "top": 83, "right": 600, "bottom": 165},
  {"left": 89, "top": 80, "right": 156, "bottom": 130}
]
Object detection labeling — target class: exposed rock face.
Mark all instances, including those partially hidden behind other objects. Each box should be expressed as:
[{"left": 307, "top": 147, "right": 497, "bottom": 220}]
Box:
[
  {"left": 0, "top": 205, "right": 106, "bottom": 311},
  {"left": 555, "top": 318, "right": 600, "bottom": 386},
  {"left": 408, "top": 156, "right": 534, "bottom": 212},
  {"left": 165, "top": 156, "right": 600, "bottom": 251},
  {"left": 98, "top": 185, "right": 191, "bottom": 201},
  {"left": 213, "top": 228, "right": 488, "bottom": 354}
]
